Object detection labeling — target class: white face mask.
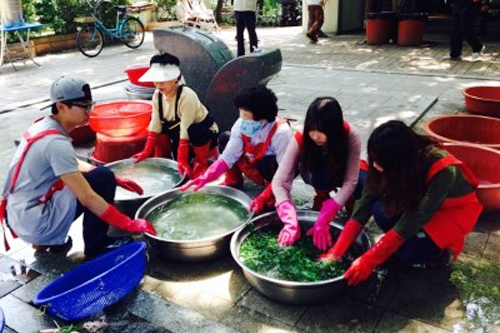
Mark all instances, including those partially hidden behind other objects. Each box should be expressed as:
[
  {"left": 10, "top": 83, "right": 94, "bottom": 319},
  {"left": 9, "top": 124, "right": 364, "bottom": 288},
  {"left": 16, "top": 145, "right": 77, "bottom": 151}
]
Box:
[{"left": 240, "top": 118, "right": 264, "bottom": 137}]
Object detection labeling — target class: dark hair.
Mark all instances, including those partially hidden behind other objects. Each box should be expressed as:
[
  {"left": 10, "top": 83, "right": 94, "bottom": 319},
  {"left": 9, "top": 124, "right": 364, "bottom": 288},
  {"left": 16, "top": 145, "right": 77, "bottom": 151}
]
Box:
[
  {"left": 51, "top": 97, "right": 92, "bottom": 115},
  {"left": 234, "top": 86, "right": 278, "bottom": 122},
  {"left": 367, "top": 120, "right": 433, "bottom": 216},
  {"left": 300, "top": 97, "right": 348, "bottom": 187},
  {"left": 150, "top": 53, "right": 180, "bottom": 67}
]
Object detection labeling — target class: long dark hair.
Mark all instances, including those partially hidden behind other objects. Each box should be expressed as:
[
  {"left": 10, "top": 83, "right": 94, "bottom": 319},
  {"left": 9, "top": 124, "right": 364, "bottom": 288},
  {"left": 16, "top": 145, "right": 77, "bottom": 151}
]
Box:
[
  {"left": 300, "top": 97, "right": 348, "bottom": 187},
  {"left": 367, "top": 120, "right": 433, "bottom": 216}
]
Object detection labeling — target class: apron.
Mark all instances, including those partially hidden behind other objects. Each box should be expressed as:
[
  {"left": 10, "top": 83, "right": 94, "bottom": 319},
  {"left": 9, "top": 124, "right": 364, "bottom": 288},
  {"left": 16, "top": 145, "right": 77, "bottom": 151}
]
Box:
[
  {"left": 236, "top": 118, "right": 287, "bottom": 185},
  {"left": 0, "top": 129, "right": 64, "bottom": 251},
  {"left": 422, "top": 155, "right": 483, "bottom": 258}
]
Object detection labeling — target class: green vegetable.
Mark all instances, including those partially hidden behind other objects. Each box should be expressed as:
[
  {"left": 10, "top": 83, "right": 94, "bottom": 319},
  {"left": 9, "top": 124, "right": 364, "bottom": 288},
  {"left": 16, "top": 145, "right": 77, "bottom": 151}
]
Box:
[{"left": 239, "top": 228, "right": 346, "bottom": 282}]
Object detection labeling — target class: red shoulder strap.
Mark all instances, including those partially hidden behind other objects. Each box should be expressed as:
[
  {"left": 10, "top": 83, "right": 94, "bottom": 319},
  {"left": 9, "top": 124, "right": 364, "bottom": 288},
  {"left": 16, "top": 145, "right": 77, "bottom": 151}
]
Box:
[
  {"left": 426, "top": 155, "right": 479, "bottom": 188},
  {"left": 242, "top": 119, "right": 287, "bottom": 163}
]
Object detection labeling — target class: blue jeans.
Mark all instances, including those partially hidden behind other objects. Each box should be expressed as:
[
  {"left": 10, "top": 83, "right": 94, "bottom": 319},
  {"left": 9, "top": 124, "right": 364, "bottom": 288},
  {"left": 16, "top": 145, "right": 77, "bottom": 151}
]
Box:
[
  {"left": 372, "top": 201, "right": 441, "bottom": 265},
  {"left": 74, "top": 166, "right": 116, "bottom": 256}
]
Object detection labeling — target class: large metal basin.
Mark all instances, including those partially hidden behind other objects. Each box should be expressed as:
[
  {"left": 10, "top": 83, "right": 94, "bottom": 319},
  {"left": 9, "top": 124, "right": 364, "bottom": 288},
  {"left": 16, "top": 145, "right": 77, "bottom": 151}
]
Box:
[
  {"left": 106, "top": 158, "right": 184, "bottom": 218},
  {"left": 230, "top": 210, "right": 371, "bottom": 305},
  {"left": 136, "top": 186, "right": 252, "bottom": 262}
]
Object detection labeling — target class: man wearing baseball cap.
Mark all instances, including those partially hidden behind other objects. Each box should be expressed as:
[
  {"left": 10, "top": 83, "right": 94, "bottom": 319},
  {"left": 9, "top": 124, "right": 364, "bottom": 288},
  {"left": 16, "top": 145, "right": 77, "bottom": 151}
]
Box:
[{"left": 0, "top": 76, "right": 156, "bottom": 257}]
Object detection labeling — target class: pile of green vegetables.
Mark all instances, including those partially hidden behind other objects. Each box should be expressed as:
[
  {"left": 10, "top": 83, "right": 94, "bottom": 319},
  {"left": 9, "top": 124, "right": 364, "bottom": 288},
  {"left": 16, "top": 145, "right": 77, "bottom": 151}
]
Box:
[{"left": 239, "top": 228, "right": 346, "bottom": 282}]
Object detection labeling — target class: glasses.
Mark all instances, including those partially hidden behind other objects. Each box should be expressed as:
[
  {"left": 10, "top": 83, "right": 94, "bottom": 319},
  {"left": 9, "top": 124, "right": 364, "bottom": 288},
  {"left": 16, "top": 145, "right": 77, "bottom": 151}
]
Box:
[{"left": 69, "top": 102, "right": 95, "bottom": 114}]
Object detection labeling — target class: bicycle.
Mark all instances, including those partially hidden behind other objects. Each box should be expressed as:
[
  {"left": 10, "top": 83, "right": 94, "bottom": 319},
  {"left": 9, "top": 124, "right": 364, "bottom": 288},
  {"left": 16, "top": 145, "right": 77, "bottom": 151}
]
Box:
[{"left": 75, "top": 0, "right": 145, "bottom": 57}]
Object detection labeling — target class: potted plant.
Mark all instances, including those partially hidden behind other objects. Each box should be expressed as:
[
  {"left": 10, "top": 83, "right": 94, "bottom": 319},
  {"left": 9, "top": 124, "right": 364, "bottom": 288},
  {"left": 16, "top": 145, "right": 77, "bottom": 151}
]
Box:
[
  {"left": 365, "top": 0, "right": 398, "bottom": 45},
  {"left": 396, "top": 0, "right": 428, "bottom": 46}
]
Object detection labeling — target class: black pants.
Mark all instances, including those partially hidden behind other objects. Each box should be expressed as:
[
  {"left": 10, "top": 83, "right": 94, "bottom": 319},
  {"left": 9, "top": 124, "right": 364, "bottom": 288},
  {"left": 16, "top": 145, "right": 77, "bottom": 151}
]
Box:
[
  {"left": 235, "top": 11, "right": 258, "bottom": 56},
  {"left": 450, "top": 12, "right": 482, "bottom": 58},
  {"left": 163, "top": 116, "right": 218, "bottom": 159},
  {"left": 74, "top": 166, "right": 116, "bottom": 256}
]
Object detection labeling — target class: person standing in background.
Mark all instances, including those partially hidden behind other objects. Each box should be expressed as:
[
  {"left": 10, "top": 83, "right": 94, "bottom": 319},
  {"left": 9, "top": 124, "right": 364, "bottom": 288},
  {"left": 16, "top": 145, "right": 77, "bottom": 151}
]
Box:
[
  {"left": 234, "top": 0, "right": 258, "bottom": 56},
  {"left": 447, "top": 0, "right": 484, "bottom": 61},
  {"left": 305, "top": 0, "right": 324, "bottom": 44}
]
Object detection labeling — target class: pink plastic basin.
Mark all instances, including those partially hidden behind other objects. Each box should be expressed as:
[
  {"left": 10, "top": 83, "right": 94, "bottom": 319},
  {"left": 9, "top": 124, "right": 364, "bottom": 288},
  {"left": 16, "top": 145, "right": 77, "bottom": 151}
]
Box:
[
  {"left": 444, "top": 143, "right": 500, "bottom": 211},
  {"left": 89, "top": 101, "right": 152, "bottom": 137},
  {"left": 125, "top": 65, "right": 155, "bottom": 88},
  {"left": 462, "top": 86, "right": 500, "bottom": 117},
  {"left": 424, "top": 115, "right": 500, "bottom": 150}
]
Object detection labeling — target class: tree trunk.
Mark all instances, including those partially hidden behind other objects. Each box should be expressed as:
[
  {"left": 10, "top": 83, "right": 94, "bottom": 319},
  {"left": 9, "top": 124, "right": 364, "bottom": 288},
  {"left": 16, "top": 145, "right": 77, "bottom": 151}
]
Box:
[{"left": 215, "top": 0, "right": 224, "bottom": 22}]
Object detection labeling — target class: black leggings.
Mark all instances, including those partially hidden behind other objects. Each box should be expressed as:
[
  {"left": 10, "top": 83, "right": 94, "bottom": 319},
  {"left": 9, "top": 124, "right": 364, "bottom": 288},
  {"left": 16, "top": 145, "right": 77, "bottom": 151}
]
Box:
[{"left": 74, "top": 166, "right": 116, "bottom": 256}]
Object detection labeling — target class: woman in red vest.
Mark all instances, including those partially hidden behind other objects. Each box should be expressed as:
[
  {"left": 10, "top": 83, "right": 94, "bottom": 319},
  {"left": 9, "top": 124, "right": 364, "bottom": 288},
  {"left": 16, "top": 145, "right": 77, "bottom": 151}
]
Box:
[
  {"left": 182, "top": 86, "right": 293, "bottom": 214},
  {"left": 272, "top": 97, "right": 364, "bottom": 250},
  {"left": 322, "top": 120, "right": 483, "bottom": 286}
]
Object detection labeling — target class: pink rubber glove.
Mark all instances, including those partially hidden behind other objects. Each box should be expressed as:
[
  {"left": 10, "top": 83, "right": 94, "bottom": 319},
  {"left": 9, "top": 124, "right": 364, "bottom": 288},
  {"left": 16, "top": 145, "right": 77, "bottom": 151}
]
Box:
[
  {"left": 277, "top": 200, "right": 300, "bottom": 246},
  {"left": 115, "top": 176, "right": 144, "bottom": 195},
  {"left": 181, "top": 159, "right": 228, "bottom": 191},
  {"left": 306, "top": 198, "right": 340, "bottom": 251}
]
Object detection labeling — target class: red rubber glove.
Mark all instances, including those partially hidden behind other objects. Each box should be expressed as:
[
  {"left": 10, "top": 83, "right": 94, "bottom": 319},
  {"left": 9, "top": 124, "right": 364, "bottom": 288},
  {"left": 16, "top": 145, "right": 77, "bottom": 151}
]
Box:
[
  {"left": 249, "top": 184, "right": 275, "bottom": 214},
  {"left": 115, "top": 176, "right": 144, "bottom": 195},
  {"left": 181, "top": 158, "right": 228, "bottom": 192},
  {"left": 277, "top": 200, "right": 300, "bottom": 246},
  {"left": 344, "top": 229, "right": 404, "bottom": 286},
  {"left": 306, "top": 198, "right": 340, "bottom": 251},
  {"left": 319, "top": 219, "right": 363, "bottom": 262},
  {"left": 177, "top": 139, "right": 192, "bottom": 179},
  {"left": 99, "top": 205, "right": 157, "bottom": 235},
  {"left": 132, "top": 131, "right": 158, "bottom": 163}
]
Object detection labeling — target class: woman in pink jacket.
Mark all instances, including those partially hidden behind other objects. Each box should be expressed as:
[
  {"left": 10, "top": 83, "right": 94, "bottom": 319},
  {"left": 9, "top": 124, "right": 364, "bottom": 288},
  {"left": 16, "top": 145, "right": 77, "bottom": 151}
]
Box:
[{"left": 272, "top": 97, "right": 364, "bottom": 250}]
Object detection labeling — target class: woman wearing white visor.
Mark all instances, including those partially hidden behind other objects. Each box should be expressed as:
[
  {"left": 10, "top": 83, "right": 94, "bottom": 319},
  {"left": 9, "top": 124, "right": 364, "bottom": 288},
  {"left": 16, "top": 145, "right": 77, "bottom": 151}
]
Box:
[{"left": 132, "top": 53, "right": 219, "bottom": 179}]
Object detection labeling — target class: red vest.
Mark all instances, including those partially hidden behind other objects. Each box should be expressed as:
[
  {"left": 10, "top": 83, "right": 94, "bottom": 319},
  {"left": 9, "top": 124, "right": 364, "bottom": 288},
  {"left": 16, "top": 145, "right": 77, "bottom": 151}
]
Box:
[
  {"left": 422, "top": 155, "right": 483, "bottom": 258},
  {"left": 236, "top": 119, "right": 287, "bottom": 185}
]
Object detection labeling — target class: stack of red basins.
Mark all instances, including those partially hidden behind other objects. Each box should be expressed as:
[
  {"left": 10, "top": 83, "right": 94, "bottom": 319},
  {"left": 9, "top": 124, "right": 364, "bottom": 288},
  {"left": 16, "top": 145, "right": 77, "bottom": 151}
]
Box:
[
  {"left": 124, "top": 65, "right": 155, "bottom": 100},
  {"left": 89, "top": 101, "right": 152, "bottom": 164}
]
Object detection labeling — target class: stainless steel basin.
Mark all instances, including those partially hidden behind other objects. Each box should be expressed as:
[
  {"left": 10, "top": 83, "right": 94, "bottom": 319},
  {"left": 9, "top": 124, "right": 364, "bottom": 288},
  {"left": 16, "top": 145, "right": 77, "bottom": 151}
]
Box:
[
  {"left": 106, "top": 158, "right": 184, "bottom": 218},
  {"left": 230, "top": 210, "right": 371, "bottom": 305},
  {"left": 136, "top": 185, "right": 252, "bottom": 262}
]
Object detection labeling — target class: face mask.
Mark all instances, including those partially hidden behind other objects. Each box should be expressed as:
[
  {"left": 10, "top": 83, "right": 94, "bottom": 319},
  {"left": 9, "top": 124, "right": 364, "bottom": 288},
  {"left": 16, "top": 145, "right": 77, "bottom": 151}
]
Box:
[{"left": 240, "top": 119, "right": 264, "bottom": 137}]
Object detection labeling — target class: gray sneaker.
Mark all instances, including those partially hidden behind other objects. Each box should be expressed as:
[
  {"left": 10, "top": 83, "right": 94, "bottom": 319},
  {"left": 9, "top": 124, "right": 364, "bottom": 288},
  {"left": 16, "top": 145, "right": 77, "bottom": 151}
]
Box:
[{"left": 471, "top": 45, "right": 486, "bottom": 61}]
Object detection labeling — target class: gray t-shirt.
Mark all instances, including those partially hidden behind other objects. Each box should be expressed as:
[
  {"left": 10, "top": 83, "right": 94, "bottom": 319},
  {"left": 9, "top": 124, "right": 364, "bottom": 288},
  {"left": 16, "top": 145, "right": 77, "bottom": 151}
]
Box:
[{"left": 2, "top": 117, "right": 79, "bottom": 245}]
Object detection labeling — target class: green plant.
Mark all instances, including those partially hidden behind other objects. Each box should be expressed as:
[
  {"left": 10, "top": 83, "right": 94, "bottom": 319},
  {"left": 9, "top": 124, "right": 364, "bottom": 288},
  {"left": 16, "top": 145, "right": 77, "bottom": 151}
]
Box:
[
  {"left": 155, "top": 0, "right": 177, "bottom": 21},
  {"left": 240, "top": 228, "right": 346, "bottom": 282}
]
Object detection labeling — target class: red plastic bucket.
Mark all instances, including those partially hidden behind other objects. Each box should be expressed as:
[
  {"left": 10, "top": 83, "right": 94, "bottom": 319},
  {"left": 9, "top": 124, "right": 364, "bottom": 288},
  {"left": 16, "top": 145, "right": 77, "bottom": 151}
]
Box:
[
  {"left": 397, "top": 19, "right": 426, "bottom": 46},
  {"left": 91, "top": 131, "right": 148, "bottom": 164},
  {"left": 462, "top": 86, "right": 500, "bottom": 117},
  {"left": 366, "top": 18, "right": 393, "bottom": 45},
  {"left": 443, "top": 143, "right": 500, "bottom": 211},
  {"left": 125, "top": 65, "right": 155, "bottom": 88},
  {"left": 424, "top": 115, "right": 500, "bottom": 150}
]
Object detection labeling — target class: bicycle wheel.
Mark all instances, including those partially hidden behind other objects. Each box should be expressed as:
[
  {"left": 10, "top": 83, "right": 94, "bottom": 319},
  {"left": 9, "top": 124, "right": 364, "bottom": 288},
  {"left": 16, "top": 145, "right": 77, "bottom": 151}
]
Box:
[
  {"left": 77, "top": 24, "right": 104, "bottom": 57},
  {"left": 121, "top": 17, "right": 145, "bottom": 49}
]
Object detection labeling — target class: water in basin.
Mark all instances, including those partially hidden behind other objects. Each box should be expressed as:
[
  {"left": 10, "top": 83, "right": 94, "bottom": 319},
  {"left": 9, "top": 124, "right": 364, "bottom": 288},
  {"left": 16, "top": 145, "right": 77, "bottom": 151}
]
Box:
[
  {"left": 146, "top": 192, "right": 249, "bottom": 240},
  {"left": 111, "top": 162, "right": 181, "bottom": 200}
]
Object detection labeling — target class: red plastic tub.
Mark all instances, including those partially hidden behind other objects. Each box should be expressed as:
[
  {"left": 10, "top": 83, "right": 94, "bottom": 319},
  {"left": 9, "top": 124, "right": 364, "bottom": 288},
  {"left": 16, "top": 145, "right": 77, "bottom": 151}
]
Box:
[
  {"left": 69, "top": 123, "right": 96, "bottom": 145},
  {"left": 366, "top": 18, "right": 393, "bottom": 45},
  {"left": 443, "top": 143, "right": 500, "bottom": 211},
  {"left": 462, "top": 86, "right": 500, "bottom": 117},
  {"left": 397, "top": 19, "right": 426, "bottom": 46},
  {"left": 89, "top": 101, "right": 152, "bottom": 137},
  {"left": 424, "top": 115, "right": 500, "bottom": 150},
  {"left": 125, "top": 65, "right": 155, "bottom": 88},
  {"left": 91, "top": 131, "right": 148, "bottom": 164}
]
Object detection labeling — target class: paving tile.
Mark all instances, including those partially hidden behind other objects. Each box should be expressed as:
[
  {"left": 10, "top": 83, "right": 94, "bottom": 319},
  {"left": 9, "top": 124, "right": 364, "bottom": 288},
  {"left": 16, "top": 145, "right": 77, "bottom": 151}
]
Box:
[
  {"left": 374, "top": 311, "right": 451, "bottom": 333},
  {"left": 386, "top": 275, "right": 465, "bottom": 331},
  {"left": 220, "top": 305, "right": 299, "bottom": 333},
  {"left": 296, "top": 297, "right": 384, "bottom": 333},
  {"left": 0, "top": 294, "right": 65, "bottom": 332},
  {"left": 238, "top": 289, "right": 306, "bottom": 326},
  {"left": 483, "top": 234, "right": 500, "bottom": 261},
  {"left": 147, "top": 249, "right": 211, "bottom": 282},
  {"left": 10, "top": 274, "right": 53, "bottom": 303},
  {"left": 461, "top": 231, "right": 488, "bottom": 259},
  {"left": 169, "top": 286, "right": 235, "bottom": 320},
  {"left": 128, "top": 290, "right": 240, "bottom": 333}
]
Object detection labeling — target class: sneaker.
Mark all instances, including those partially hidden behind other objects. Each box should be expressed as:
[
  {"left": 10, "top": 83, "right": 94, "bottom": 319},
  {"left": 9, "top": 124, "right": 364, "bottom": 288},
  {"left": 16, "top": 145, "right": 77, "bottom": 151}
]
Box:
[
  {"left": 252, "top": 47, "right": 262, "bottom": 54},
  {"left": 443, "top": 55, "right": 461, "bottom": 61},
  {"left": 305, "top": 32, "right": 317, "bottom": 44},
  {"left": 471, "top": 44, "right": 486, "bottom": 61},
  {"left": 33, "top": 236, "right": 73, "bottom": 255}
]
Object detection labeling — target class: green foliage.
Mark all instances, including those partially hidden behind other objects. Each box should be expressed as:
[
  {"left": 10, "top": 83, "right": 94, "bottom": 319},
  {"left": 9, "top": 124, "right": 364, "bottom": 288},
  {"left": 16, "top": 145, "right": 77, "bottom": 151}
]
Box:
[
  {"left": 239, "top": 228, "right": 346, "bottom": 282},
  {"left": 450, "top": 259, "right": 500, "bottom": 303},
  {"left": 155, "top": 0, "right": 177, "bottom": 21}
]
